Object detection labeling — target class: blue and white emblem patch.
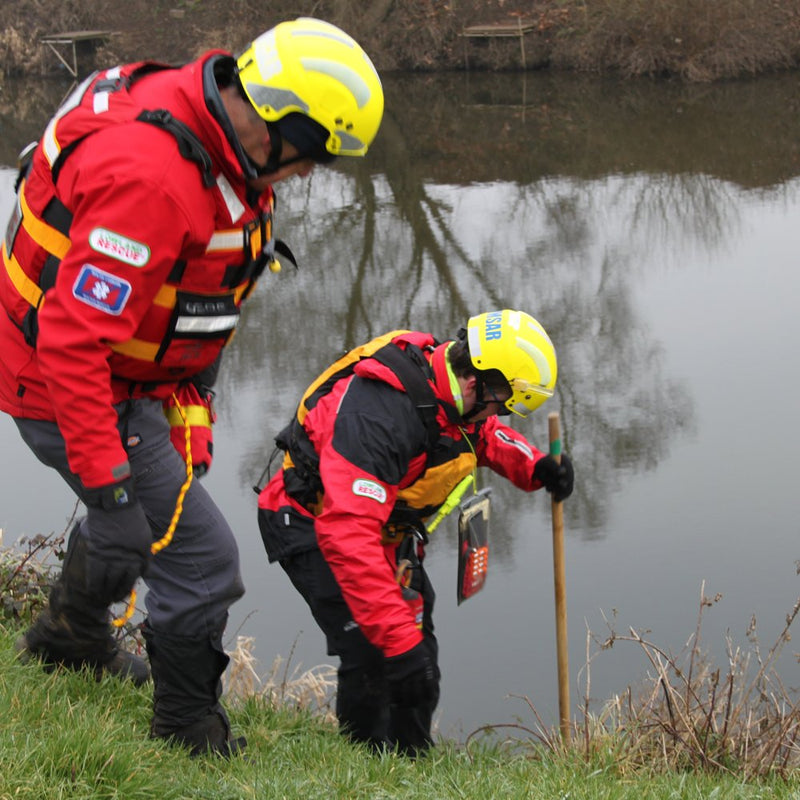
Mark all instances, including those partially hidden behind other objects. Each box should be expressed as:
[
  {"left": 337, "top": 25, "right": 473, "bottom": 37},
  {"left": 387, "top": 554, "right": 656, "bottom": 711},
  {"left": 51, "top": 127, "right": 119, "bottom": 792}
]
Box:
[{"left": 72, "top": 264, "right": 131, "bottom": 315}]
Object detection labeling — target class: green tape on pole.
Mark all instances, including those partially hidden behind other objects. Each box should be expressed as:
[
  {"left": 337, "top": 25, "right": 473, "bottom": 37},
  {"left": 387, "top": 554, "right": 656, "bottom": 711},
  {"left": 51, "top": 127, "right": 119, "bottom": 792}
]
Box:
[{"left": 550, "top": 438, "right": 562, "bottom": 457}]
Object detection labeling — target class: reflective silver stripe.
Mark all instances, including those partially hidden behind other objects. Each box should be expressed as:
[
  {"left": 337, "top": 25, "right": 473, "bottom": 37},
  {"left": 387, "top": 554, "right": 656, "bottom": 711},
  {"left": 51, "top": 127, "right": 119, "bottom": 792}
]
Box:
[
  {"left": 42, "top": 119, "right": 61, "bottom": 168},
  {"left": 206, "top": 231, "right": 242, "bottom": 252},
  {"left": 93, "top": 91, "right": 110, "bottom": 114},
  {"left": 174, "top": 315, "right": 239, "bottom": 334},
  {"left": 494, "top": 429, "right": 534, "bottom": 459},
  {"left": 467, "top": 324, "right": 482, "bottom": 358},
  {"left": 246, "top": 83, "right": 307, "bottom": 115},
  {"left": 216, "top": 174, "right": 245, "bottom": 223},
  {"left": 42, "top": 71, "right": 97, "bottom": 167},
  {"left": 92, "top": 66, "right": 121, "bottom": 114}
]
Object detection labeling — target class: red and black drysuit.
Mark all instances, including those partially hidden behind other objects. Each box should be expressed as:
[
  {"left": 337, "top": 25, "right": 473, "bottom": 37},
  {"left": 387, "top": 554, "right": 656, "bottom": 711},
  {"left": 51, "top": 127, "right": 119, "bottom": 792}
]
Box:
[
  {"left": 257, "top": 330, "right": 552, "bottom": 754},
  {"left": 0, "top": 52, "right": 279, "bottom": 744}
]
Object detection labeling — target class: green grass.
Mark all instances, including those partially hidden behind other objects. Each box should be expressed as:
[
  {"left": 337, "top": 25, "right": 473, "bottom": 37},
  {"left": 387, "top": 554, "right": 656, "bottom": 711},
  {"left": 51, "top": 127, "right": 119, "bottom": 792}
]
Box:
[
  {"left": 2, "top": 542, "right": 800, "bottom": 797},
  {"left": 2, "top": 625, "right": 800, "bottom": 800}
]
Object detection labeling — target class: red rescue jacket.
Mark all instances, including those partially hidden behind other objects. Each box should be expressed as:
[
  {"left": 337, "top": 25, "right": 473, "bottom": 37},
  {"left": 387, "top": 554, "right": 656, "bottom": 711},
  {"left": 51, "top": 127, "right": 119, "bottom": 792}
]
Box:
[
  {"left": 258, "top": 331, "right": 550, "bottom": 657},
  {"left": 0, "top": 53, "right": 277, "bottom": 487}
]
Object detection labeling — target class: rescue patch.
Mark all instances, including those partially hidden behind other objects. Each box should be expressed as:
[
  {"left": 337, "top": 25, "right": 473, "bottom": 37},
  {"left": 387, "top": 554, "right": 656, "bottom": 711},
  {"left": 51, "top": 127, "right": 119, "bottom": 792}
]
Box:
[
  {"left": 72, "top": 264, "right": 131, "bottom": 315},
  {"left": 352, "top": 478, "right": 387, "bottom": 504},
  {"left": 89, "top": 227, "right": 150, "bottom": 267}
]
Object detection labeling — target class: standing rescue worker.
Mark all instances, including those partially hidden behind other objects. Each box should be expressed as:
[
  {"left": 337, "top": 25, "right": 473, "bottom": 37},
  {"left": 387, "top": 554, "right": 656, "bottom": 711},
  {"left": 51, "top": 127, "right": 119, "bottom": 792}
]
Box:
[
  {"left": 0, "top": 18, "right": 383, "bottom": 756},
  {"left": 257, "top": 309, "right": 575, "bottom": 755}
]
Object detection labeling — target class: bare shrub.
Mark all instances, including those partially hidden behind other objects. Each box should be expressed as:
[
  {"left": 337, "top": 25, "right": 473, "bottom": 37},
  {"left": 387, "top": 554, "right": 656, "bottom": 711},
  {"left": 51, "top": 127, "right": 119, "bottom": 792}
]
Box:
[
  {"left": 553, "top": 0, "right": 800, "bottom": 80},
  {"left": 0, "top": 29, "right": 33, "bottom": 77},
  {"left": 467, "top": 581, "right": 800, "bottom": 778},
  {"left": 0, "top": 510, "right": 149, "bottom": 661},
  {"left": 2, "top": 0, "right": 800, "bottom": 79},
  {"left": 0, "top": 528, "right": 65, "bottom": 623},
  {"left": 0, "top": 0, "right": 118, "bottom": 76}
]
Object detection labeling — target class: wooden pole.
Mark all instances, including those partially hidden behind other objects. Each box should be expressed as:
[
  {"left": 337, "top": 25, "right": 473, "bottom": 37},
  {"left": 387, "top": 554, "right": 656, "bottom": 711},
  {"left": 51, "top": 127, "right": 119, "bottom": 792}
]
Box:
[{"left": 548, "top": 411, "right": 571, "bottom": 746}]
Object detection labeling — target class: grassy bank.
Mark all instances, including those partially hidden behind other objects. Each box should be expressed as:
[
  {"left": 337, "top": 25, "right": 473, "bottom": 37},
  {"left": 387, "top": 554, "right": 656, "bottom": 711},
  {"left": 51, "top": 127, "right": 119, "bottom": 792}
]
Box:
[
  {"left": 4, "top": 537, "right": 800, "bottom": 797},
  {"left": 2, "top": 0, "right": 800, "bottom": 81},
  {"left": 2, "top": 624, "right": 800, "bottom": 800}
]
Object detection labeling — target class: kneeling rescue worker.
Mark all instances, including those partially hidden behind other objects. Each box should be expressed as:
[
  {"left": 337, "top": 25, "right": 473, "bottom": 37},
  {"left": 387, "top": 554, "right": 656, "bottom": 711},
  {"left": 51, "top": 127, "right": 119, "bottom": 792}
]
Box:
[
  {"left": 0, "top": 18, "right": 383, "bottom": 756},
  {"left": 257, "top": 309, "right": 575, "bottom": 755}
]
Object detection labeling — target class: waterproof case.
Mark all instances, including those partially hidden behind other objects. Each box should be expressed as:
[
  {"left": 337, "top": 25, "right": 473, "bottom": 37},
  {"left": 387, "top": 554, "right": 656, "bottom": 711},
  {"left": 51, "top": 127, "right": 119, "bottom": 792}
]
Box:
[{"left": 456, "top": 487, "right": 492, "bottom": 605}]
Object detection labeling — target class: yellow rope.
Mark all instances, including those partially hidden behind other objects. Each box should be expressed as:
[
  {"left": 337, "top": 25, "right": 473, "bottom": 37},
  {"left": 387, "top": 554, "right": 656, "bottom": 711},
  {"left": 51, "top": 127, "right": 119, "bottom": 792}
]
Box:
[{"left": 111, "top": 393, "right": 194, "bottom": 628}]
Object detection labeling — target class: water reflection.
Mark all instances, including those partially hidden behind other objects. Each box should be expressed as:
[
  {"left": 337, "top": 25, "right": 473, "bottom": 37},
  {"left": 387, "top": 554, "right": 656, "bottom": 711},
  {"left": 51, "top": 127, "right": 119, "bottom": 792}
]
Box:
[
  {"left": 2, "top": 69, "right": 800, "bottom": 738},
  {"left": 229, "top": 171, "right": 700, "bottom": 541}
]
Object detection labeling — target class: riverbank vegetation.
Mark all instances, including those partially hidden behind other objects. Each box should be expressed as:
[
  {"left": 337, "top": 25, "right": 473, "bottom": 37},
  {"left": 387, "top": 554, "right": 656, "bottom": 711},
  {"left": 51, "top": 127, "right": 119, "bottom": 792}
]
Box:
[
  {"left": 2, "top": 0, "right": 800, "bottom": 82},
  {"left": 3, "top": 530, "right": 800, "bottom": 797}
]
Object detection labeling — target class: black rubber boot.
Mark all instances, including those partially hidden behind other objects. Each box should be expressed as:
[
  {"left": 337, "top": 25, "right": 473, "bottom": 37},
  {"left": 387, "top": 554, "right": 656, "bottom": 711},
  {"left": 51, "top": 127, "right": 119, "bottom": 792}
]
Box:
[
  {"left": 152, "top": 708, "right": 247, "bottom": 758},
  {"left": 15, "top": 628, "right": 149, "bottom": 685},
  {"left": 143, "top": 622, "right": 246, "bottom": 758},
  {"left": 15, "top": 522, "right": 149, "bottom": 686}
]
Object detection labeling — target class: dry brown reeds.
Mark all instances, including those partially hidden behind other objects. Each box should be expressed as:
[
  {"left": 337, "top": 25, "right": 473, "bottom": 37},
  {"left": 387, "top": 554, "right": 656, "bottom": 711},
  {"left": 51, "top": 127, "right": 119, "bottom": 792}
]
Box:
[
  {"left": 225, "top": 634, "right": 338, "bottom": 723},
  {"left": 467, "top": 580, "right": 800, "bottom": 778}
]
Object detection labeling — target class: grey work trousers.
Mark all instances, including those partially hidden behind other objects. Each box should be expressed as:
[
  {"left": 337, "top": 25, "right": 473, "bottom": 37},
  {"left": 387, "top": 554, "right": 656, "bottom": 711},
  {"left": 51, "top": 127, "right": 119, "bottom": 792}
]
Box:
[{"left": 14, "top": 397, "right": 245, "bottom": 640}]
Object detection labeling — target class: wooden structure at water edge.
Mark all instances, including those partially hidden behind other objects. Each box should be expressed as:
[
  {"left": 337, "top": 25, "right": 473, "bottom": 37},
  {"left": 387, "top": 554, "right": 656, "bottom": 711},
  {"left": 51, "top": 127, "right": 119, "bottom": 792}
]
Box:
[
  {"left": 460, "top": 18, "right": 537, "bottom": 69},
  {"left": 40, "top": 30, "right": 116, "bottom": 77}
]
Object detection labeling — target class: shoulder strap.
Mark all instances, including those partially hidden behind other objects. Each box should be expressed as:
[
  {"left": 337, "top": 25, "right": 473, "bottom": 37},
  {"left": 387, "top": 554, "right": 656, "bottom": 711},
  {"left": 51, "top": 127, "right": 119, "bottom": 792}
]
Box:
[
  {"left": 370, "top": 342, "right": 440, "bottom": 450},
  {"left": 264, "top": 338, "right": 441, "bottom": 500},
  {"left": 136, "top": 109, "right": 216, "bottom": 188}
]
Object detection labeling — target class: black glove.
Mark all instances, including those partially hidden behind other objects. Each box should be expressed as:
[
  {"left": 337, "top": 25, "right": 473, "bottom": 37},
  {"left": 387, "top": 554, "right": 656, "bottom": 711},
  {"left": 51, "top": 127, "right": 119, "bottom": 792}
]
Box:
[
  {"left": 533, "top": 453, "right": 574, "bottom": 502},
  {"left": 384, "top": 640, "right": 441, "bottom": 708},
  {"left": 84, "top": 478, "right": 152, "bottom": 604}
]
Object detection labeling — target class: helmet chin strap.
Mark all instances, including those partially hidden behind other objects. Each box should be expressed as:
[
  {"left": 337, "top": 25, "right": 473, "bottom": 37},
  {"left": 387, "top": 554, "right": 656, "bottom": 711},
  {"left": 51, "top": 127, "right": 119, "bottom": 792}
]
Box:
[
  {"left": 254, "top": 122, "right": 284, "bottom": 176},
  {"left": 461, "top": 373, "right": 488, "bottom": 422}
]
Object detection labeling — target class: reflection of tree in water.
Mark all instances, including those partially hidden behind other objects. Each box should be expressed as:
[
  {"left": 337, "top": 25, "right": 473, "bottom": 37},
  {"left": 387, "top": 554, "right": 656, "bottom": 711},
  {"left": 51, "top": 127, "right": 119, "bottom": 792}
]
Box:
[
  {"left": 625, "top": 173, "right": 742, "bottom": 259},
  {"left": 0, "top": 72, "right": 795, "bottom": 548},
  {"left": 225, "top": 157, "right": 711, "bottom": 549},
  {"left": 186, "top": 72, "right": 800, "bottom": 547}
]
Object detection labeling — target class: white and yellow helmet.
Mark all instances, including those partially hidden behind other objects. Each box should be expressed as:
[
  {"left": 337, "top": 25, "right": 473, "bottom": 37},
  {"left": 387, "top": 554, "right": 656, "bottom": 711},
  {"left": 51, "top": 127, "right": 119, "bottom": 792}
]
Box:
[
  {"left": 466, "top": 309, "right": 557, "bottom": 417},
  {"left": 236, "top": 18, "right": 384, "bottom": 157}
]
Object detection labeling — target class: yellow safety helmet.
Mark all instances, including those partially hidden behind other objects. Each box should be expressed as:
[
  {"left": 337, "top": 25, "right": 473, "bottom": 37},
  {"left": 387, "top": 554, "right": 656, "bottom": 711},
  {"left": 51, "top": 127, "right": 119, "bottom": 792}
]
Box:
[
  {"left": 236, "top": 18, "right": 384, "bottom": 157},
  {"left": 466, "top": 309, "right": 557, "bottom": 418}
]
